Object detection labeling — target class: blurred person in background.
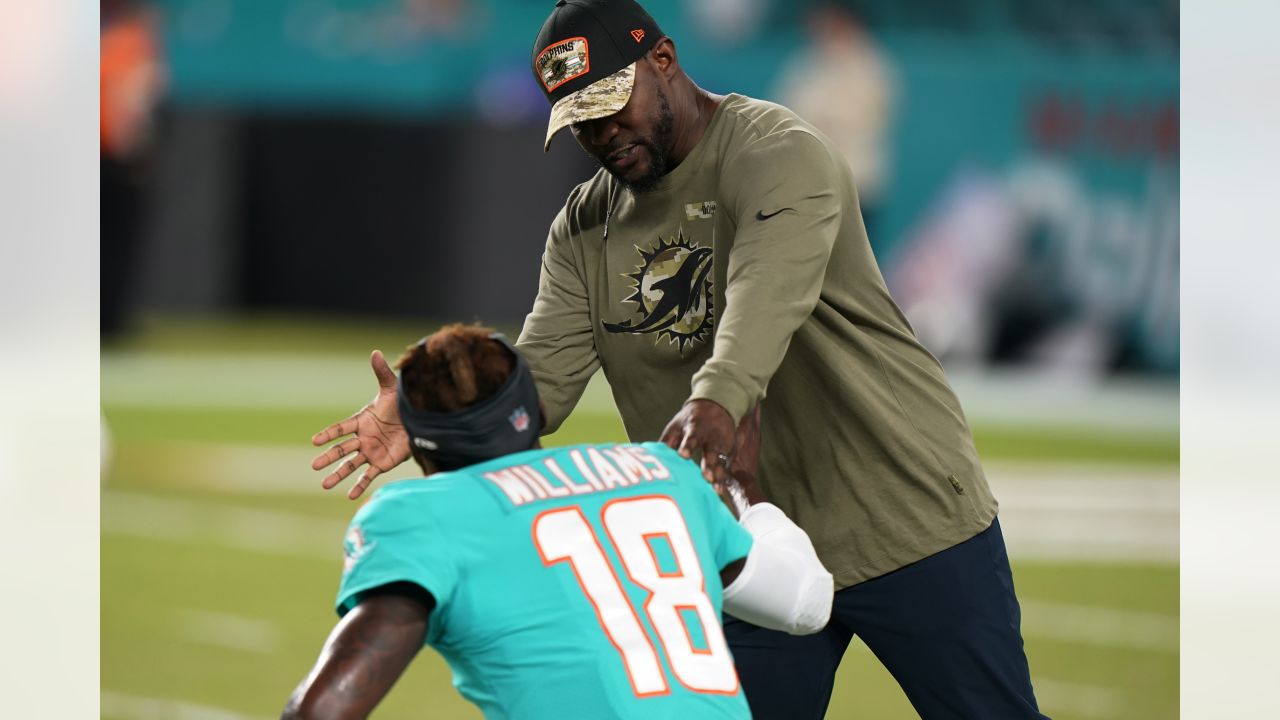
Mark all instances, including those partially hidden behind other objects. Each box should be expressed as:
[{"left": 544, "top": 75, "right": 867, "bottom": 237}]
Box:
[
  {"left": 403, "top": 0, "right": 467, "bottom": 35},
  {"left": 288, "top": 324, "right": 832, "bottom": 719},
  {"left": 776, "top": 2, "right": 897, "bottom": 242},
  {"left": 682, "top": 0, "right": 770, "bottom": 47},
  {"left": 313, "top": 1, "right": 1045, "bottom": 718},
  {"left": 100, "top": 0, "right": 165, "bottom": 338},
  {"left": 885, "top": 167, "right": 1025, "bottom": 368}
]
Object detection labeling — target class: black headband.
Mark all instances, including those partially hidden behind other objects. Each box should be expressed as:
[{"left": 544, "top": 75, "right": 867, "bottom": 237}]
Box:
[{"left": 396, "top": 333, "right": 542, "bottom": 471}]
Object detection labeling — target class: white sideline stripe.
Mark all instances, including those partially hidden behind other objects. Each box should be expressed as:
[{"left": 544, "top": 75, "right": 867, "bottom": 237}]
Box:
[
  {"left": 987, "top": 466, "right": 1179, "bottom": 513},
  {"left": 998, "top": 514, "right": 1179, "bottom": 563},
  {"left": 1020, "top": 600, "right": 1179, "bottom": 653},
  {"left": 101, "top": 690, "right": 273, "bottom": 720},
  {"left": 101, "top": 490, "right": 345, "bottom": 561},
  {"left": 112, "top": 441, "right": 1179, "bottom": 562},
  {"left": 1032, "top": 678, "right": 1126, "bottom": 718},
  {"left": 178, "top": 609, "right": 280, "bottom": 654},
  {"left": 102, "top": 489, "right": 1179, "bottom": 647},
  {"left": 847, "top": 600, "right": 1176, "bottom": 656},
  {"left": 947, "top": 367, "right": 1178, "bottom": 432},
  {"left": 988, "top": 466, "right": 1178, "bottom": 563},
  {"left": 101, "top": 353, "right": 379, "bottom": 410},
  {"left": 136, "top": 442, "right": 1178, "bottom": 509},
  {"left": 100, "top": 353, "right": 623, "bottom": 416},
  {"left": 102, "top": 351, "right": 1174, "bottom": 431},
  {"left": 846, "top": 645, "right": 1134, "bottom": 718},
  {"left": 134, "top": 441, "right": 423, "bottom": 494}
]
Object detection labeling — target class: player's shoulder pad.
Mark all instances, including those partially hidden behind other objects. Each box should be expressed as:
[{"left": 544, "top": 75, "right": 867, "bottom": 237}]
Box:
[
  {"left": 354, "top": 478, "right": 459, "bottom": 533},
  {"left": 631, "top": 441, "right": 708, "bottom": 487},
  {"left": 632, "top": 440, "right": 682, "bottom": 464}
]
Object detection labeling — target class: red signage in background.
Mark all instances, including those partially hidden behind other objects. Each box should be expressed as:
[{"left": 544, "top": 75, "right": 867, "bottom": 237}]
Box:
[{"left": 1030, "top": 92, "right": 1179, "bottom": 160}]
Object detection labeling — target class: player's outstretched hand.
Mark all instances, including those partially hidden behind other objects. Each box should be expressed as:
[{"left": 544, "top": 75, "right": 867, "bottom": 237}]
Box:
[
  {"left": 660, "top": 398, "right": 737, "bottom": 486},
  {"left": 311, "top": 350, "right": 411, "bottom": 500}
]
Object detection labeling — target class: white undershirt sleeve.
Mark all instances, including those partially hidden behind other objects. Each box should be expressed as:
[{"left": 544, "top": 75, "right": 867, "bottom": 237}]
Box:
[{"left": 722, "top": 503, "right": 834, "bottom": 635}]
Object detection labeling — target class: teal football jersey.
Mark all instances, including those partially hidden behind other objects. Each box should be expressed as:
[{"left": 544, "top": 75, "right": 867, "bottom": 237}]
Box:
[{"left": 336, "top": 441, "right": 754, "bottom": 720}]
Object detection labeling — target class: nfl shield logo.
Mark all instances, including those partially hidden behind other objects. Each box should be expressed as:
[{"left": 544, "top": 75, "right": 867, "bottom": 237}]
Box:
[{"left": 509, "top": 407, "right": 530, "bottom": 432}]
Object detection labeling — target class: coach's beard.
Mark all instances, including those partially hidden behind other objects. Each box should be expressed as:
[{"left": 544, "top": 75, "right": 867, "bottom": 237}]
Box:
[{"left": 596, "top": 86, "right": 676, "bottom": 194}]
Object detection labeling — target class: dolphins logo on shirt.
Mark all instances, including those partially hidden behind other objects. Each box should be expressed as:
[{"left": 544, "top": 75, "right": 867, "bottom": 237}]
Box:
[
  {"left": 603, "top": 231, "right": 714, "bottom": 352},
  {"left": 342, "top": 526, "right": 377, "bottom": 573}
]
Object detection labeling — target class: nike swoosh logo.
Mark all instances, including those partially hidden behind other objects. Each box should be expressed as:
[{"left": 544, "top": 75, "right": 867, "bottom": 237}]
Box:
[{"left": 756, "top": 208, "right": 789, "bottom": 221}]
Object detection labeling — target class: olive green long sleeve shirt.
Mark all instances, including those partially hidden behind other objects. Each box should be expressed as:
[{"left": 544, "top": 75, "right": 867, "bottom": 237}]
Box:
[{"left": 517, "top": 94, "right": 996, "bottom": 587}]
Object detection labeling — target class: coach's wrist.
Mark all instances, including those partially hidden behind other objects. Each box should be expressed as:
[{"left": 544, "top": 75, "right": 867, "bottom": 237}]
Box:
[{"left": 688, "top": 375, "right": 753, "bottom": 427}]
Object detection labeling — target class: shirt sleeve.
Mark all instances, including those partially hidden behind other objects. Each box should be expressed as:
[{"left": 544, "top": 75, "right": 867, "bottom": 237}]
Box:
[
  {"left": 516, "top": 201, "right": 600, "bottom": 435},
  {"left": 688, "top": 130, "right": 843, "bottom": 424},
  {"left": 335, "top": 492, "right": 458, "bottom": 624}
]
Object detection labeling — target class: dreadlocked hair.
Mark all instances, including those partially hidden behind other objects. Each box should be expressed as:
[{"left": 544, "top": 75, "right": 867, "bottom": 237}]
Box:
[{"left": 395, "top": 323, "right": 515, "bottom": 415}]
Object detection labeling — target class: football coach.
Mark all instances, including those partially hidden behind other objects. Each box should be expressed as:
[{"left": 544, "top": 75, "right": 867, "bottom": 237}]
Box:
[{"left": 314, "top": 1, "right": 1048, "bottom": 718}]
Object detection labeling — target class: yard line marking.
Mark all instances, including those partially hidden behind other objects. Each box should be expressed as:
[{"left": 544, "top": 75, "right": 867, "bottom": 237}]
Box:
[
  {"left": 114, "top": 440, "right": 1179, "bottom": 562},
  {"left": 987, "top": 467, "right": 1179, "bottom": 513},
  {"left": 987, "top": 466, "right": 1178, "bottom": 563},
  {"left": 100, "top": 690, "right": 274, "bottom": 720},
  {"left": 1031, "top": 678, "right": 1126, "bottom": 718},
  {"left": 849, "top": 601, "right": 1177, "bottom": 655},
  {"left": 847, "top": 644, "right": 1135, "bottom": 718},
  {"left": 100, "top": 352, "right": 622, "bottom": 415},
  {"left": 947, "top": 367, "right": 1178, "bottom": 433},
  {"left": 177, "top": 610, "right": 280, "bottom": 654},
  {"left": 129, "top": 440, "right": 1178, "bottom": 505},
  {"left": 101, "top": 490, "right": 345, "bottom": 561},
  {"left": 103, "top": 351, "right": 1176, "bottom": 432},
  {"left": 101, "top": 353, "right": 374, "bottom": 410},
  {"left": 116, "top": 441, "right": 421, "bottom": 494},
  {"left": 1020, "top": 600, "right": 1179, "bottom": 653},
  {"left": 1000, "top": 513, "right": 1179, "bottom": 563}
]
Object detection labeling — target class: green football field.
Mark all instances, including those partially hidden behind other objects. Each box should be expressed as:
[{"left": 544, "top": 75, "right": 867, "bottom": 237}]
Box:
[{"left": 101, "top": 316, "right": 1178, "bottom": 719}]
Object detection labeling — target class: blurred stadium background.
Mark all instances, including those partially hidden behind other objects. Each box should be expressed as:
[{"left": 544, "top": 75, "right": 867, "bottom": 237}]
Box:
[{"left": 100, "top": 1, "right": 1178, "bottom": 718}]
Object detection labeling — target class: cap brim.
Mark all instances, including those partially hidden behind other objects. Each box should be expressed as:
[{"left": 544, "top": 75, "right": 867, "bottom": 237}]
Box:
[{"left": 544, "top": 62, "right": 636, "bottom": 152}]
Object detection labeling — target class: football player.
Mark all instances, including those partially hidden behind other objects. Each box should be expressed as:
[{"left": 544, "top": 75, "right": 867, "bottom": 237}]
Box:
[{"left": 282, "top": 324, "right": 832, "bottom": 719}]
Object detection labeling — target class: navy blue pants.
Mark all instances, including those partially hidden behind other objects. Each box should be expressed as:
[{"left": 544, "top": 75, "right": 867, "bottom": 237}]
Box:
[{"left": 724, "top": 518, "right": 1047, "bottom": 719}]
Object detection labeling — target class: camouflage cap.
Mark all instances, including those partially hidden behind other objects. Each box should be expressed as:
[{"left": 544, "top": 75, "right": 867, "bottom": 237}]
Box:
[
  {"left": 543, "top": 62, "right": 636, "bottom": 152},
  {"left": 533, "top": 0, "right": 660, "bottom": 152}
]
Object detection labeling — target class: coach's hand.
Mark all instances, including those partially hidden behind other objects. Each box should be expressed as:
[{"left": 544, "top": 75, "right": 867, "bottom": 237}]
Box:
[
  {"left": 660, "top": 398, "right": 737, "bottom": 486},
  {"left": 728, "top": 403, "right": 765, "bottom": 504},
  {"left": 311, "top": 350, "right": 411, "bottom": 500}
]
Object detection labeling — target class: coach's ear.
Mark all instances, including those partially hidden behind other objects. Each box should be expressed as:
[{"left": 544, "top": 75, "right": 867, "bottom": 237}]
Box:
[{"left": 648, "top": 37, "right": 679, "bottom": 81}]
